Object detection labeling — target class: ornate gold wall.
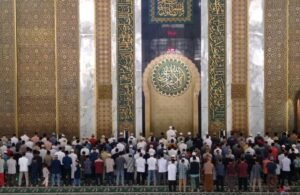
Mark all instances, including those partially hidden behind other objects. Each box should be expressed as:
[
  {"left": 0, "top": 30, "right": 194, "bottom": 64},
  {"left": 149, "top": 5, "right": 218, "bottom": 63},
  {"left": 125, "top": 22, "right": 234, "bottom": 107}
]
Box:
[
  {"left": 0, "top": 0, "right": 80, "bottom": 137},
  {"left": 95, "top": 0, "right": 112, "bottom": 137},
  {"left": 17, "top": 0, "right": 56, "bottom": 135},
  {"left": 56, "top": 0, "right": 80, "bottom": 138},
  {"left": 288, "top": 0, "right": 300, "bottom": 132},
  {"left": 265, "top": 0, "right": 300, "bottom": 133},
  {"left": 231, "top": 0, "right": 248, "bottom": 134},
  {"left": 0, "top": 0, "right": 17, "bottom": 137}
]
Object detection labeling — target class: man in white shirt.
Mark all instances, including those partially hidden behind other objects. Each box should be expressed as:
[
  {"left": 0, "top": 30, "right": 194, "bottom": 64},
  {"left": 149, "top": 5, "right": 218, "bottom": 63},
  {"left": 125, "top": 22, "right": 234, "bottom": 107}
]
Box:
[
  {"left": 166, "top": 126, "right": 176, "bottom": 141},
  {"left": 21, "top": 133, "right": 29, "bottom": 142},
  {"left": 147, "top": 154, "right": 157, "bottom": 186},
  {"left": 18, "top": 153, "right": 29, "bottom": 187},
  {"left": 178, "top": 141, "right": 187, "bottom": 153},
  {"left": 10, "top": 134, "right": 18, "bottom": 145},
  {"left": 54, "top": 147, "right": 65, "bottom": 165},
  {"left": 281, "top": 153, "right": 291, "bottom": 186},
  {"left": 59, "top": 134, "right": 67, "bottom": 147},
  {"left": 39, "top": 145, "right": 47, "bottom": 162},
  {"left": 69, "top": 149, "right": 78, "bottom": 179},
  {"left": 168, "top": 156, "right": 177, "bottom": 192},
  {"left": 157, "top": 154, "right": 168, "bottom": 185},
  {"left": 135, "top": 153, "right": 146, "bottom": 185}
]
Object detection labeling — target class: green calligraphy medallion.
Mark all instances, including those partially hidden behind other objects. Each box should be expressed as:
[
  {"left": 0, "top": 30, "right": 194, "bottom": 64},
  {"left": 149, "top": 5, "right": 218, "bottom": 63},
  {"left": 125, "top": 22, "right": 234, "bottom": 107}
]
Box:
[{"left": 151, "top": 58, "right": 192, "bottom": 96}]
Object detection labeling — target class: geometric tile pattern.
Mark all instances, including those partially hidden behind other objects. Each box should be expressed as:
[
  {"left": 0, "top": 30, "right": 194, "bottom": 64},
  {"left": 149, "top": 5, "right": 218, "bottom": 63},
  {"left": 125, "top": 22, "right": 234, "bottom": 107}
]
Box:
[
  {"left": 265, "top": 0, "right": 288, "bottom": 133},
  {"left": 95, "top": 0, "right": 112, "bottom": 137},
  {"left": 0, "top": 0, "right": 17, "bottom": 137},
  {"left": 56, "top": 0, "right": 80, "bottom": 138},
  {"left": 16, "top": 0, "right": 56, "bottom": 135},
  {"left": 231, "top": 0, "right": 248, "bottom": 134}
]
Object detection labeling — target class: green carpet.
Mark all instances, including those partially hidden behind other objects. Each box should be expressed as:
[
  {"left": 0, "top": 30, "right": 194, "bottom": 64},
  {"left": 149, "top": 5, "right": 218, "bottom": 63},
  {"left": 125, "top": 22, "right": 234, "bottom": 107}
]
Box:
[{"left": 0, "top": 186, "right": 299, "bottom": 194}]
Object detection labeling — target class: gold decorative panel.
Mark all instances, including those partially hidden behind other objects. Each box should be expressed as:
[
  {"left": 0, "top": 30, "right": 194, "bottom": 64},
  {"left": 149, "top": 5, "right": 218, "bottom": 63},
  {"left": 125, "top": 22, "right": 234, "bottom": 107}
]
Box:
[
  {"left": 56, "top": 0, "right": 80, "bottom": 138},
  {"left": 265, "top": 0, "right": 288, "bottom": 132},
  {"left": 0, "top": 0, "right": 16, "bottom": 136},
  {"left": 95, "top": 0, "right": 112, "bottom": 137},
  {"left": 231, "top": 0, "right": 248, "bottom": 134},
  {"left": 288, "top": 0, "right": 300, "bottom": 132},
  {"left": 16, "top": 0, "right": 56, "bottom": 135},
  {"left": 231, "top": 84, "right": 247, "bottom": 99}
]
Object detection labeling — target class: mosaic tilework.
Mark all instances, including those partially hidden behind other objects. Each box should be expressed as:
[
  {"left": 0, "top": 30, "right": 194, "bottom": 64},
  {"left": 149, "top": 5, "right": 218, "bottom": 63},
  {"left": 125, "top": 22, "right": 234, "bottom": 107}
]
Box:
[
  {"left": 265, "top": 0, "right": 288, "bottom": 132},
  {"left": 95, "top": 0, "right": 112, "bottom": 137},
  {"left": 16, "top": 0, "right": 56, "bottom": 135},
  {"left": 117, "top": 0, "right": 135, "bottom": 132},
  {"left": 0, "top": 0, "right": 16, "bottom": 136},
  {"left": 288, "top": 0, "right": 300, "bottom": 132},
  {"left": 56, "top": 0, "right": 80, "bottom": 138},
  {"left": 231, "top": 0, "right": 248, "bottom": 134},
  {"left": 208, "top": 0, "right": 226, "bottom": 135}
]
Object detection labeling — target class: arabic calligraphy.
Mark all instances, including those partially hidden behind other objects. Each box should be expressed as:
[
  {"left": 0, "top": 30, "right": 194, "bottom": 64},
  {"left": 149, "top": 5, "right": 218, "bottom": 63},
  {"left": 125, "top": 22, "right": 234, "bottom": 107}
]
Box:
[
  {"left": 117, "top": 0, "right": 135, "bottom": 131},
  {"left": 157, "top": 0, "right": 185, "bottom": 17},
  {"left": 152, "top": 58, "right": 192, "bottom": 96},
  {"left": 208, "top": 0, "right": 226, "bottom": 133},
  {"left": 150, "top": 0, "right": 192, "bottom": 23}
]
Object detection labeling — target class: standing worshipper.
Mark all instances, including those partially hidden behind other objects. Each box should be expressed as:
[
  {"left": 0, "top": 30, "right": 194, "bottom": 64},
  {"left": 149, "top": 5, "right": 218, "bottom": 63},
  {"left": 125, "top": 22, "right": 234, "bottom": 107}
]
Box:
[
  {"left": 125, "top": 153, "right": 135, "bottom": 185},
  {"left": 226, "top": 159, "right": 237, "bottom": 192},
  {"left": 104, "top": 154, "right": 114, "bottom": 185},
  {"left": 157, "top": 154, "right": 168, "bottom": 185},
  {"left": 94, "top": 156, "right": 104, "bottom": 185},
  {"left": 237, "top": 158, "right": 249, "bottom": 191},
  {"left": 215, "top": 159, "right": 225, "bottom": 192},
  {"left": 62, "top": 151, "right": 72, "bottom": 186},
  {"left": 178, "top": 158, "right": 188, "bottom": 192},
  {"left": 31, "top": 158, "right": 39, "bottom": 186},
  {"left": 115, "top": 153, "right": 126, "bottom": 186},
  {"left": 6, "top": 155, "right": 16, "bottom": 186},
  {"left": 203, "top": 158, "right": 214, "bottom": 192},
  {"left": 266, "top": 157, "right": 277, "bottom": 192},
  {"left": 189, "top": 154, "right": 200, "bottom": 192},
  {"left": 281, "top": 153, "right": 291, "bottom": 186},
  {"left": 18, "top": 153, "right": 29, "bottom": 187},
  {"left": 136, "top": 153, "right": 146, "bottom": 185},
  {"left": 250, "top": 159, "right": 262, "bottom": 192},
  {"left": 147, "top": 153, "right": 157, "bottom": 186},
  {"left": 73, "top": 160, "right": 81, "bottom": 186},
  {"left": 167, "top": 156, "right": 177, "bottom": 192},
  {"left": 51, "top": 155, "right": 61, "bottom": 187},
  {"left": 83, "top": 156, "right": 92, "bottom": 186}
]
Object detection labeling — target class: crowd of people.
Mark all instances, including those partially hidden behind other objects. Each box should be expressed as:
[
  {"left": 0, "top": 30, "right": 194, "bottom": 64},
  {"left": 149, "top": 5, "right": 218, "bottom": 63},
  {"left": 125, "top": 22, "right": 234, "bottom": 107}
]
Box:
[{"left": 0, "top": 126, "right": 299, "bottom": 192}]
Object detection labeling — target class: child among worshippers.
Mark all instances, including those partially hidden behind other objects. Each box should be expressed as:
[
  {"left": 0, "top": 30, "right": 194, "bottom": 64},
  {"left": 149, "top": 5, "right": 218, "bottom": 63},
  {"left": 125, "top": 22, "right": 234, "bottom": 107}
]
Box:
[
  {"left": 178, "top": 158, "right": 188, "bottom": 192},
  {"left": 42, "top": 164, "right": 49, "bottom": 187}
]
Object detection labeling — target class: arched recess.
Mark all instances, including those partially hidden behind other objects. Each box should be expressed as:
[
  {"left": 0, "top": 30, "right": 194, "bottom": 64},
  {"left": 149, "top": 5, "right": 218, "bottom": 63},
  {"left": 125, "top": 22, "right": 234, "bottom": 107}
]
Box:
[{"left": 143, "top": 52, "right": 201, "bottom": 137}]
